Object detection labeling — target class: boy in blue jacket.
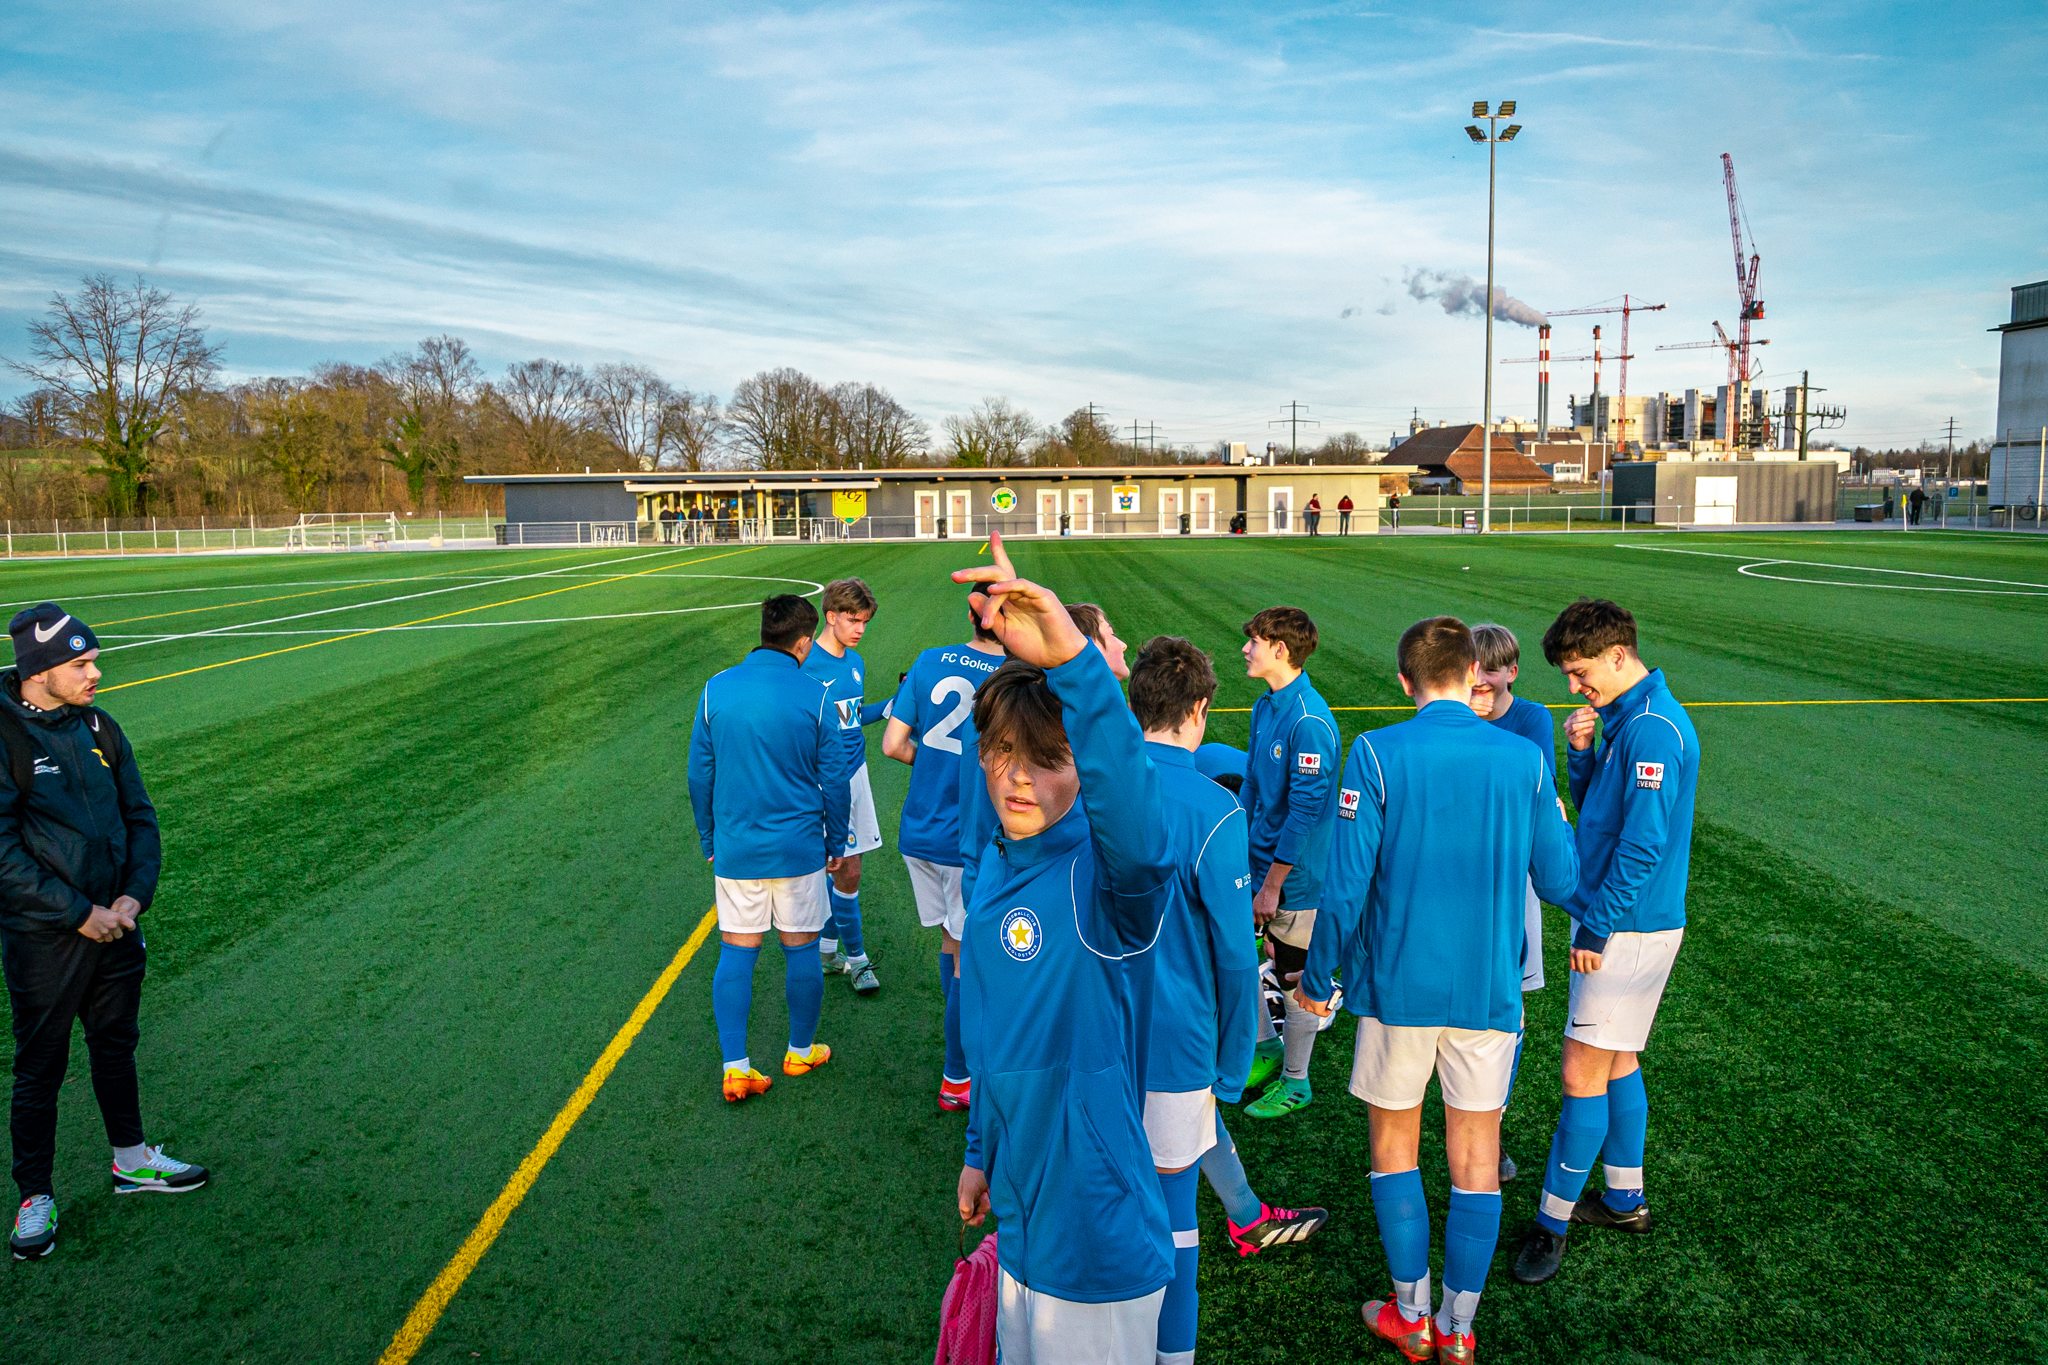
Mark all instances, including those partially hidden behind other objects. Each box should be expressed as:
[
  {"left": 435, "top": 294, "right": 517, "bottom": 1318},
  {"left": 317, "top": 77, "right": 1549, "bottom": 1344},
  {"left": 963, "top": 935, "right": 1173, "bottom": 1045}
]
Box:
[
  {"left": 1514, "top": 598, "right": 1699, "bottom": 1286},
  {"left": 688, "top": 595, "right": 851, "bottom": 1103},
  {"left": 1299, "top": 617, "right": 1578, "bottom": 1365},
  {"left": 1238, "top": 607, "right": 1342, "bottom": 1118},
  {"left": 801, "top": 578, "right": 893, "bottom": 994},
  {"left": 951, "top": 536, "right": 1178, "bottom": 1365}
]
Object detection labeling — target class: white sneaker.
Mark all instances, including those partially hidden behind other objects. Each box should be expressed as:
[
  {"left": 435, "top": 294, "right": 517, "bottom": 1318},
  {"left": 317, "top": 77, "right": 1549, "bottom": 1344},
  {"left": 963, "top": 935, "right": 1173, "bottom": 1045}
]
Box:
[
  {"left": 112, "top": 1145, "right": 209, "bottom": 1194},
  {"left": 11, "top": 1194, "right": 57, "bottom": 1259}
]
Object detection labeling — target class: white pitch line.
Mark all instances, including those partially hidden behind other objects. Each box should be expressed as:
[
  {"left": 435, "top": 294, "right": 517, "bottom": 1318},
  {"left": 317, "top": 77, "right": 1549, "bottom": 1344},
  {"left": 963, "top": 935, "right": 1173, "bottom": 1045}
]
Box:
[
  {"left": 1734, "top": 563, "right": 2048, "bottom": 596},
  {"left": 93, "top": 548, "right": 691, "bottom": 654},
  {"left": 0, "top": 578, "right": 425, "bottom": 610},
  {"left": 1618, "top": 543, "right": 2048, "bottom": 591}
]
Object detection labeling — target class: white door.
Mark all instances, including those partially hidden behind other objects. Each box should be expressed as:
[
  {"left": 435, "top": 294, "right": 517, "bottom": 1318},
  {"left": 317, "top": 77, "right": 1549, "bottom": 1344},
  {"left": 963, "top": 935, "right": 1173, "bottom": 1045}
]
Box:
[
  {"left": 1069, "top": 489, "right": 1094, "bottom": 534},
  {"left": 915, "top": 491, "right": 939, "bottom": 539},
  {"left": 1192, "top": 488, "right": 1215, "bottom": 533},
  {"left": 1269, "top": 487, "right": 1293, "bottom": 532},
  {"left": 947, "top": 490, "right": 972, "bottom": 539},
  {"left": 1037, "top": 490, "right": 1061, "bottom": 536},
  {"left": 1695, "top": 476, "right": 1738, "bottom": 526},
  {"left": 1158, "top": 488, "right": 1182, "bottom": 534}
]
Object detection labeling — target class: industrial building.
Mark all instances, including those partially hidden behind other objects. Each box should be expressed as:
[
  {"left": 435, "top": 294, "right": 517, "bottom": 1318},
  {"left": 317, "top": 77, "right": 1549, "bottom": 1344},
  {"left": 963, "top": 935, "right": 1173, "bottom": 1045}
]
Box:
[
  {"left": 465, "top": 463, "right": 1417, "bottom": 542},
  {"left": 1990, "top": 279, "right": 2048, "bottom": 509}
]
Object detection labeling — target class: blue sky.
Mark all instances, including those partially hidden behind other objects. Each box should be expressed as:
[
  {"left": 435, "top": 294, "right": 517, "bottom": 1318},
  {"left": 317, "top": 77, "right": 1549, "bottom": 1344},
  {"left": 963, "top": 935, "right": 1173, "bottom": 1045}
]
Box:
[{"left": 3, "top": 2, "right": 2043, "bottom": 451}]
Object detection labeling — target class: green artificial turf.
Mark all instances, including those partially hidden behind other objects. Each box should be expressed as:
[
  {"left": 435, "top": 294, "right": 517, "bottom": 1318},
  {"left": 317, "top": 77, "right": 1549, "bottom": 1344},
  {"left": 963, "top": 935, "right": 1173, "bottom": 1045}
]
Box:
[{"left": 0, "top": 531, "right": 2043, "bottom": 1362}]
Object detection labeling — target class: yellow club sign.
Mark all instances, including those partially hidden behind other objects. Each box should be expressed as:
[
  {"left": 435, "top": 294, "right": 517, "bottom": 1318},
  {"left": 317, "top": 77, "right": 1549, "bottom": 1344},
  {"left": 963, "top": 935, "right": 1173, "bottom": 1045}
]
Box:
[
  {"left": 990, "top": 486, "right": 1018, "bottom": 513},
  {"left": 832, "top": 490, "right": 868, "bottom": 523}
]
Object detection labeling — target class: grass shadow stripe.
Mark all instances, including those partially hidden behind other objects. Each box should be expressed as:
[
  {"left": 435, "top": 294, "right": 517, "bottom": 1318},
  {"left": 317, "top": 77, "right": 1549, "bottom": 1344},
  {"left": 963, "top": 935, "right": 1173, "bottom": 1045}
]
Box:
[{"left": 375, "top": 908, "right": 719, "bottom": 1365}]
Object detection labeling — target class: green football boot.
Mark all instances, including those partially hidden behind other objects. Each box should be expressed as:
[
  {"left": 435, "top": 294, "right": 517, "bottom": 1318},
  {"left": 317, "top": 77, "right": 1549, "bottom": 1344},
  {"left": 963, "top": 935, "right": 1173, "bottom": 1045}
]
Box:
[
  {"left": 1244, "top": 1075, "right": 1312, "bottom": 1120},
  {"left": 1243, "top": 1040, "right": 1284, "bottom": 1095}
]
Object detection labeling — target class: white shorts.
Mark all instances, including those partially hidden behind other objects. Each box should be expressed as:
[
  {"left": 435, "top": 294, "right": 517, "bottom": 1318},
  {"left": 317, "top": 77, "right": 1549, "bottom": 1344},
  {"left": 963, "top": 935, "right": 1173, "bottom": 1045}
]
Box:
[
  {"left": 1142, "top": 1089, "right": 1218, "bottom": 1170},
  {"left": 1522, "top": 879, "right": 1546, "bottom": 993},
  {"left": 1267, "top": 904, "right": 1317, "bottom": 951},
  {"left": 841, "top": 763, "right": 884, "bottom": 857},
  {"left": 1565, "top": 923, "right": 1684, "bottom": 1052},
  {"left": 997, "top": 1270, "right": 1164, "bottom": 1365},
  {"left": 1349, "top": 1017, "right": 1520, "bottom": 1112},
  {"left": 714, "top": 871, "right": 830, "bottom": 936},
  {"left": 904, "top": 856, "right": 966, "bottom": 940}
]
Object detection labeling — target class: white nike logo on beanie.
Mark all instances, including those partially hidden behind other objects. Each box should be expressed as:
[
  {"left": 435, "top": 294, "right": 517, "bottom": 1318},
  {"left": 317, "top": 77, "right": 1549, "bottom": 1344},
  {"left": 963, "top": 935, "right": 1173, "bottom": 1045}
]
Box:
[{"left": 31, "top": 614, "right": 72, "bottom": 644}]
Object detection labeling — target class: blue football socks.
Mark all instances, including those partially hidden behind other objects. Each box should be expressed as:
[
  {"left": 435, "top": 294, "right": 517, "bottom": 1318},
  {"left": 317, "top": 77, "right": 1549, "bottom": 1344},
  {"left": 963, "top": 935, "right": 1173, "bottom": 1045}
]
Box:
[
  {"left": 830, "top": 888, "right": 865, "bottom": 960},
  {"left": 940, "top": 950, "right": 968, "bottom": 1082},
  {"left": 783, "top": 939, "right": 822, "bottom": 1052},
  {"left": 1438, "top": 1186, "right": 1502, "bottom": 1337},
  {"left": 1537, "top": 1092, "right": 1610, "bottom": 1234},
  {"left": 1370, "top": 1167, "right": 1432, "bottom": 1322},
  {"left": 712, "top": 942, "right": 760, "bottom": 1067},
  {"left": 1201, "top": 1109, "right": 1263, "bottom": 1228},
  {"left": 1156, "top": 1165, "right": 1202, "bottom": 1364},
  {"left": 1601, "top": 1069, "right": 1648, "bottom": 1211}
]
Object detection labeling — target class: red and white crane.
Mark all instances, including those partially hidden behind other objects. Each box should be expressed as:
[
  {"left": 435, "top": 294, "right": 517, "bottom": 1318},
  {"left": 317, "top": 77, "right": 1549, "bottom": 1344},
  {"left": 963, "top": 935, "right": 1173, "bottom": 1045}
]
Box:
[
  {"left": 1722, "top": 152, "right": 1764, "bottom": 388},
  {"left": 1545, "top": 296, "right": 1665, "bottom": 451}
]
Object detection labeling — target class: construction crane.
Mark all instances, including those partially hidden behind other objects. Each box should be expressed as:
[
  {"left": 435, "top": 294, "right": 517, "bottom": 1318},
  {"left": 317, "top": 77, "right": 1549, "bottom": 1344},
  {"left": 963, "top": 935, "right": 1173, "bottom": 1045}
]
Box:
[
  {"left": 1655, "top": 323, "right": 1773, "bottom": 446},
  {"left": 1722, "top": 153, "right": 1764, "bottom": 388},
  {"left": 1545, "top": 296, "right": 1664, "bottom": 452}
]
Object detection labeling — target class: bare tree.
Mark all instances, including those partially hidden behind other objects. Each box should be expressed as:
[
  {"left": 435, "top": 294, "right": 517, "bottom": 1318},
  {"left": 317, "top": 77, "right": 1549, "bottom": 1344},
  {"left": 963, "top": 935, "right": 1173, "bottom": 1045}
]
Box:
[
  {"left": 496, "top": 358, "right": 589, "bottom": 470},
  {"left": 1312, "top": 431, "right": 1379, "bottom": 463},
  {"left": 943, "top": 397, "right": 1036, "bottom": 468},
  {"left": 660, "top": 389, "right": 722, "bottom": 471},
  {"left": 247, "top": 379, "right": 334, "bottom": 509},
  {"left": 829, "top": 381, "right": 927, "bottom": 468},
  {"left": 584, "top": 363, "right": 722, "bottom": 471},
  {"left": 3, "top": 273, "right": 221, "bottom": 514},
  {"left": 6, "top": 391, "right": 65, "bottom": 449},
  {"left": 1039, "top": 407, "right": 1123, "bottom": 467},
  {"left": 727, "top": 368, "right": 835, "bottom": 470}
]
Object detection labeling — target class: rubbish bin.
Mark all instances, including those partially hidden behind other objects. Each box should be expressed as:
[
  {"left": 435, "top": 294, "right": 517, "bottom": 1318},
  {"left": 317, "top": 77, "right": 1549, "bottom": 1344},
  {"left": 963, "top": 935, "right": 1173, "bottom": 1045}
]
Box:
[
  {"left": 1060, "top": 513, "right": 1071, "bottom": 536},
  {"left": 1179, "top": 512, "right": 1191, "bottom": 535}
]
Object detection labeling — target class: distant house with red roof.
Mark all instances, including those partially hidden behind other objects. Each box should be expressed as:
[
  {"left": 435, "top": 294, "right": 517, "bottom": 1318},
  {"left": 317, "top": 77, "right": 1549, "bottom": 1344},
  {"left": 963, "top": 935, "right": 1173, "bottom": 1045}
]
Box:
[{"left": 1393, "top": 424, "right": 1553, "bottom": 494}]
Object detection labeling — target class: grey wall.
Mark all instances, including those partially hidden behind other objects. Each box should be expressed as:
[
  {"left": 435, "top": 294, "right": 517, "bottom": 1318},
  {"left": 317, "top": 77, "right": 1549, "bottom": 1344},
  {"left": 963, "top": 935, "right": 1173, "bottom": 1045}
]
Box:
[
  {"left": 504, "top": 482, "right": 638, "bottom": 524},
  {"left": 1610, "top": 461, "right": 1837, "bottom": 522}
]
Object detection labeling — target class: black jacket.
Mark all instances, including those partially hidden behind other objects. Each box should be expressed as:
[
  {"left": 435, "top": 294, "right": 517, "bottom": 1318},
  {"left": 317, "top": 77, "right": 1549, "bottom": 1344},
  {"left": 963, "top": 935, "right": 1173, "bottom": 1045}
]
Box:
[{"left": 0, "top": 670, "right": 162, "bottom": 935}]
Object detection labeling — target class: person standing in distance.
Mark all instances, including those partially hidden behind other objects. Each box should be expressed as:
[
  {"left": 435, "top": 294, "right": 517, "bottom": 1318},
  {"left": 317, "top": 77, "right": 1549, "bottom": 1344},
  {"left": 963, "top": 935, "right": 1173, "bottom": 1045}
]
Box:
[
  {"left": 1297, "top": 617, "right": 1577, "bottom": 1364},
  {"left": 1337, "top": 494, "right": 1355, "bottom": 536},
  {"left": 1238, "top": 607, "right": 1341, "bottom": 1119},
  {"left": 1513, "top": 598, "right": 1699, "bottom": 1285},
  {"left": 881, "top": 592, "right": 1005, "bottom": 1112},
  {"left": 1468, "top": 622, "right": 1559, "bottom": 1184},
  {"left": 689, "top": 595, "right": 851, "bottom": 1103},
  {"left": 2, "top": 604, "right": 205, "bottom": 1262},
  {"left": 802, "top": 579, "right": 893, "bottom": 995}
]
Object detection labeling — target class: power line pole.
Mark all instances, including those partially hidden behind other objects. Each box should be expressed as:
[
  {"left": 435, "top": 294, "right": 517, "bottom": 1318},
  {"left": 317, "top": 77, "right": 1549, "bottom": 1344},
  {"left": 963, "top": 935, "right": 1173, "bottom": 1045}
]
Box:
[
  {"left": 1269, "top": 401, "right": 1319, "bottom": 458},
  {"left": 1945, "top": 415, "right": 1957, "bottom": 484}
]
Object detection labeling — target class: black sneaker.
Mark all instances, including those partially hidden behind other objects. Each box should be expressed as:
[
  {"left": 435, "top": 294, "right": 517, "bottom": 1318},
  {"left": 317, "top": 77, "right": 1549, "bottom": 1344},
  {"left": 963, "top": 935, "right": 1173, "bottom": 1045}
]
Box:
[
  {"left": 1226, "top": 1202, "right": 1330, "bottom": 1257},
  {"left": 1511, "top": 1222, "right": 1567, "bottom": 1284},
  {"left": 1571, "top": 1191, "right": 1652, "bottom": 1232},
  {"left": 111, "top": 1146, "right": 208, "bottom": 1194},
  {"left": 10, "top": 1195, "right": 57, "bottom": 1260}
]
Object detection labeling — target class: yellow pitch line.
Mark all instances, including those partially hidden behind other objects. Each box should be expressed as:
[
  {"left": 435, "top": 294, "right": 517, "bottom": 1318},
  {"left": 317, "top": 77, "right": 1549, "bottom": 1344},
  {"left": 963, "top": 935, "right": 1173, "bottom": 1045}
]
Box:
[
  {"left": 1210, "top": 697, "right": 2047, "bottom": 713},
  {"left": 375, "top": 909, "right": 719, "bottom": 1365},
  {"left": 94, "top": 560, "right": 509, "bottom": 626},
  {"left": 99, "top": 548, "right": 755, "bottom": 693}
]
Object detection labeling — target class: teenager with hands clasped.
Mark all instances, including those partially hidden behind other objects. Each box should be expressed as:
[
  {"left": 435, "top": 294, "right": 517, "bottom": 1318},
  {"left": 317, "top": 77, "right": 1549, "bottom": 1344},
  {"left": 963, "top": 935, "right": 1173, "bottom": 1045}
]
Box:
[{"left": 948, "top": 533, "right": 1180, "bottom": 1365}]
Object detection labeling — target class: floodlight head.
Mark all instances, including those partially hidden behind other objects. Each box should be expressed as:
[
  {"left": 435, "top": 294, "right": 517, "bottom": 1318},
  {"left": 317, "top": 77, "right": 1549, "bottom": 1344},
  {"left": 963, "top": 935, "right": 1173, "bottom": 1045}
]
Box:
[
  {"left": 1472, "top": 100, "right": 1489, "bottom": 117},
  {"left": 1498, "top": 100, "right": 1516, "bottom": 116},
  {"left": 1465, "top": 126, "right": 1486, "bottom": 143},
  {"left": 1500, "top": 124, "right": 1521, "bottom": 141}
]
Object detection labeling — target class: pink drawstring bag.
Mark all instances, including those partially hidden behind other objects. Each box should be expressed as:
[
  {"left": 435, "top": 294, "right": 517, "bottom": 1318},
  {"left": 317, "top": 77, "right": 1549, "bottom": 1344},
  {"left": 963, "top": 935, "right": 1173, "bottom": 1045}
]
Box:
[{"left": 936, "top": 1228, "right": 998, "bottom": 1365}]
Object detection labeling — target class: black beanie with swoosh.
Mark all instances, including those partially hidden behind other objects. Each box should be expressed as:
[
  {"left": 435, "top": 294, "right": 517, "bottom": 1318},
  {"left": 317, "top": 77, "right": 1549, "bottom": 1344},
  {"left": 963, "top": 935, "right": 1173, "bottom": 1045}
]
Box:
[{"left": 9, "top": 603, "right": 100, "bottom": 680}]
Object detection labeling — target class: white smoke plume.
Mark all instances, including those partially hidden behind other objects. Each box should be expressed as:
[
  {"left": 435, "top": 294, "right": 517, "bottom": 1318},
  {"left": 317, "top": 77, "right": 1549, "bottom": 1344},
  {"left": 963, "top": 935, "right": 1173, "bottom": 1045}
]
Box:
[{"left": 1402, "top": 268, "right": 1545, "bottom": 327}]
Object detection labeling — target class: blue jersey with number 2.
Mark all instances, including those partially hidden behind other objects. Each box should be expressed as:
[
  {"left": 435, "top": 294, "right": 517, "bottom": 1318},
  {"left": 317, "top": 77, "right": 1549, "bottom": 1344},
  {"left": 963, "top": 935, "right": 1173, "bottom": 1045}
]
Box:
[{"left": 891, "top": 643, "right": 1004, "bottom": 865}]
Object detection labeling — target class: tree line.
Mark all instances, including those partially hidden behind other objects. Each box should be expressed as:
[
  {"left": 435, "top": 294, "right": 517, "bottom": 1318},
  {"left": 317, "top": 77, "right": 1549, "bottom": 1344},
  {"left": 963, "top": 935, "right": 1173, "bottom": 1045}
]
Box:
[{"left": 0, "top": 274, "right": 1378, "bottom": 524}]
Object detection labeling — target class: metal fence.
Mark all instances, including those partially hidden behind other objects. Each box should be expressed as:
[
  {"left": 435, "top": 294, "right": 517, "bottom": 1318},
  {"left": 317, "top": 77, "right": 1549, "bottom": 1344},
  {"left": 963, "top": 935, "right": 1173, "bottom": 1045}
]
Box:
[{"left": 0, "top": 513, "right": 505, "bottom": 557}]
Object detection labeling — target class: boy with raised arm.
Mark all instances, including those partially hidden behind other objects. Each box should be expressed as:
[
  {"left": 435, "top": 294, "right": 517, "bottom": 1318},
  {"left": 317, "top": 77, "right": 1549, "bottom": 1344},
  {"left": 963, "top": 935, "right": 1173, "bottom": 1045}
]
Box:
[
  {"left": 1238, "top": 607, "right": 1341, "bottom": 1119},
  {"left": 951, "top": 535, "right": 1178, "bottom": 1365},
  {"left": 1297, "top": 616, "right": 1578, "bottom": 1364},
  {"left": 880, "top": 594, "right": 1004, "bottom": 1111},
  {"left": 1468, "top": 621, "right": 1558, "bottom": 1183},
  {"left": 688, "top": 595, "right": 850, "bottom": 1103},
  {"left": 802, "top": 578, "right": 893, "bottom": 995},
  {"left": 1513, "top": 598, "right": 1699, "bottom": 1287}
]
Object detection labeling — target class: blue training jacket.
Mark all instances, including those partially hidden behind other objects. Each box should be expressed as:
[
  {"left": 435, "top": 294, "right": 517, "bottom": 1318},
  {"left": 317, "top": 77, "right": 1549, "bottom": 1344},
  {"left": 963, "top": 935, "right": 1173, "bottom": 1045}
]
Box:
[
  {"left": 1241, "top": 671, "right": 1342, "bottom": 907},
  {"left": 1145, "top": 742, "right": 1260, "bottom": 1101},
  {"left": 801, "top": 643, "right": 891, "bottom": 774},
  {"left": 1490, "top": 693, "right": 1558, "bottom": 788},
  {"left": 959, "top": 648, "right": 1176, "bottom": 1305},
  {"left": 1562, "top": 668, "right": 1699, "bottom": 953},
  {"left": 891, "top": 642, "right": 1004, "bottom": 866},
  {"left": 1304, "top": 700, "right": 1579, "bottom": 1034},
  {"left": 688, "top": 647, "right": 851, "bottom": 879},
  {"left": 1193, "top": 742, "right": 1247, "bottom": 785}
]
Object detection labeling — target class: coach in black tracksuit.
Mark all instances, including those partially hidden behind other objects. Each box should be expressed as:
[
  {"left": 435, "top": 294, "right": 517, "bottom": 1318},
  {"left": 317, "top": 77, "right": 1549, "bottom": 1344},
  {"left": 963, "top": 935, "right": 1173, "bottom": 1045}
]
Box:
[{"left": 2, "top": 603, "right": 205, "bottom": 1261}]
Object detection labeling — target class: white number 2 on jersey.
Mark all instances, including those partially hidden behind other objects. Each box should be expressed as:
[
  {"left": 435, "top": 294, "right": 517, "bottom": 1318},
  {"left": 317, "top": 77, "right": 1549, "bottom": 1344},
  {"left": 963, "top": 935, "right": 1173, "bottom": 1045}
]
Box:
[{"left": 922, "top": 676, "right": 977, "bottom": 754}]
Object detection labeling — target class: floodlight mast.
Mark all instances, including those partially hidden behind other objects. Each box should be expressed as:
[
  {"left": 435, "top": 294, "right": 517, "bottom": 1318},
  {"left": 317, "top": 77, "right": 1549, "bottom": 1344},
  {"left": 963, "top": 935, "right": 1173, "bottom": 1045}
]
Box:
[{"left": 1464, "top": 100, "right": 1522, "bottom": 532}]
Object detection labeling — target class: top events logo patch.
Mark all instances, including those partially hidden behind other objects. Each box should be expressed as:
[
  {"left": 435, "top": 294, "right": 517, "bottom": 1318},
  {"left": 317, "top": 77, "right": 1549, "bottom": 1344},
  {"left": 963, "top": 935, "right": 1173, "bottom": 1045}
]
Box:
[
  {"left": 1296, "top": 751, "right": 1322, "bottom": 775},
  {"left": 1337, "top": 788, "right": 1360, "bottom": 820},
  {"left": 1634, "top": 760, "right": 1665, "bottom": 790}
]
